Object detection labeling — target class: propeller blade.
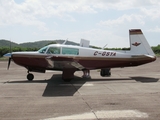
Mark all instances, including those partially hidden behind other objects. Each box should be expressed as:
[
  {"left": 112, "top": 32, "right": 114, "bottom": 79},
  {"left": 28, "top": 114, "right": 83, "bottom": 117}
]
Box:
[{"left": 7, "top": 57, "right": 12, "bottom": 70}]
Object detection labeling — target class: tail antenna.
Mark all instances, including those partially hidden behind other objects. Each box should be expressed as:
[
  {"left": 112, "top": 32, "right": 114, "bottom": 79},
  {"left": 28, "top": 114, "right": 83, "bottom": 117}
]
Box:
[{"left": 102, "top": 43, "right": 108, "bottom": 50}]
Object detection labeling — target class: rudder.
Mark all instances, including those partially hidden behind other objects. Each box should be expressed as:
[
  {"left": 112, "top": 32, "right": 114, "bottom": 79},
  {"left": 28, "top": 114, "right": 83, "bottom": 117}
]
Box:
[{"left": 129, "top": 29, "right": 155, "bottom": 56}]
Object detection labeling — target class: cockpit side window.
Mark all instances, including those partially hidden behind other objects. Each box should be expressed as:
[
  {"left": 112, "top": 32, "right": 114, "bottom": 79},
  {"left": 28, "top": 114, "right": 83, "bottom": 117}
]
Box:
[
  {"left": 46, "top": 47, "right": 60, "bottom": 54},
  {"left": 38, "top": 46, "right": 48, "bottom": 54},
  {"left": 62, "top": 47, "right": 79, "bottom": 55}
]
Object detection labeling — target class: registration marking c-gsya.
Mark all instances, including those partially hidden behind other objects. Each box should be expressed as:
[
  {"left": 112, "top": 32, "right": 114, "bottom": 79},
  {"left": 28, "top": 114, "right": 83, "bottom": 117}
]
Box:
[{"left": 94, "top": 51, "right": 116, "bottom": 56}]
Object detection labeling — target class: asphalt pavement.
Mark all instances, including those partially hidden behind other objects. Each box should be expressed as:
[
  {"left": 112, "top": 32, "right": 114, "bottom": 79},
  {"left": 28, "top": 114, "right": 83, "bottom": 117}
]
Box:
[{"left": 0, "top": 58, "right": 160, "bottom": 120}]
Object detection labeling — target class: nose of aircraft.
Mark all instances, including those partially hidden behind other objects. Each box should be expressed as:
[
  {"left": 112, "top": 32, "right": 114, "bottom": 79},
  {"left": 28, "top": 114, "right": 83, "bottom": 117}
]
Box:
[
  {"left": 3, "top": 53, "right": 12, "bottom": 58},
  {"left": 3, "top": 53, "right": 12, "bottom": 70}
]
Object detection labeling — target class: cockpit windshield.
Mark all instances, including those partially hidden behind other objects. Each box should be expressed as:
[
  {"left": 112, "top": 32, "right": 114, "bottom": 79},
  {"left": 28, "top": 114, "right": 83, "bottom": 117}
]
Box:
[{"left": 38, "top": 46, "right": 48, "bottom": 54}]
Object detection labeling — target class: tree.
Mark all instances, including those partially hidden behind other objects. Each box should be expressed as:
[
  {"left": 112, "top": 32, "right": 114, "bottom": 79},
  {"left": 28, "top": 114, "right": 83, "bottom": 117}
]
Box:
[{"left": 45, "top": 41, "right": 57, "bottom": 46}]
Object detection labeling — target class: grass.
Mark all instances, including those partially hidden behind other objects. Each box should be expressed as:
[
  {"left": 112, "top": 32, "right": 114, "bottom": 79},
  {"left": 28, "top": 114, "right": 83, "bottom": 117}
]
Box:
[
  {"left": 0, "top": 57, "right": 8, "bottom": 61},
  {"left": 155, "top": 54, "right": 160, "bottom": 57}
]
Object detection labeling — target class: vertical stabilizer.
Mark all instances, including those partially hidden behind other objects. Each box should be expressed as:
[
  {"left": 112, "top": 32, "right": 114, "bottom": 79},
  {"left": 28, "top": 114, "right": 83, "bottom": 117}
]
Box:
[{"left": 130, "top": 29, "right": 155, "bottom": 56}]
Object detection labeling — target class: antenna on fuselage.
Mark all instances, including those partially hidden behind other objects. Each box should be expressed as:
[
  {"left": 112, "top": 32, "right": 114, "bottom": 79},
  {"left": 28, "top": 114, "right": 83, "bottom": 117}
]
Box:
[
  {"left": 102, "top": 43, "right": 108, "bottom": 50},
  {"left": 62, "top": 39, "right": 68, "bottom": 45}
]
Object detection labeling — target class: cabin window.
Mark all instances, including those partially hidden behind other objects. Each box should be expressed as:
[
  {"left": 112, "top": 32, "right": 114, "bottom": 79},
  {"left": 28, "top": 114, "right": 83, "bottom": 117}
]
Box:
[
  {"left": 46, "top": 47, "right": 60, "bottom": 54},
  {"left": 62, "top": 47, "right": 79, "bottom": 55},
  {"left": 38, "top": 46, "right": 48, "bottom": 54}
]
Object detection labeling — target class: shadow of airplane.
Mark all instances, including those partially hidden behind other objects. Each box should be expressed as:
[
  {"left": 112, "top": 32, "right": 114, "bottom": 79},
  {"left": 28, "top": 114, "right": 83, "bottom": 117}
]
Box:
[
  {"left": 42, "top": 74, "right": 86, "bottom": 97},
  {"left": 6, "top": 74, "right": 159, "bottom": 97},
  {"left": 131, "top": 77, "right": 159, "bottom": 83},
  {"left": 36, "top": 76, "right": 160, "bottom": 97}
]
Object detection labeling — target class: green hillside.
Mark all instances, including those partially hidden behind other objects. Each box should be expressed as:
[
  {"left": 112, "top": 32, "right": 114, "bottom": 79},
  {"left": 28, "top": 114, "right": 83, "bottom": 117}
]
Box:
[
  {"left": 0, "top": 39, "right": 81, "bottom": 57},
  {"left": 0, "top": 39, "right": 79, "bottom": 48},
  {"left": 0, "top": 39, "right": 160, "bottom": 58},
  {"left": 19, "top": 40, "right": 57, "bottom": 48},
  {"left": 0, "top": 39, "right": 20, "bottom": 48}
]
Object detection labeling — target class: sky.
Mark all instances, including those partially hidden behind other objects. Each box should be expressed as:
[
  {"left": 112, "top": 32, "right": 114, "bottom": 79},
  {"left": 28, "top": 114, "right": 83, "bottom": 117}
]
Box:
[{"left": 0, "top": 0, "right": 160, "bottom": 48}]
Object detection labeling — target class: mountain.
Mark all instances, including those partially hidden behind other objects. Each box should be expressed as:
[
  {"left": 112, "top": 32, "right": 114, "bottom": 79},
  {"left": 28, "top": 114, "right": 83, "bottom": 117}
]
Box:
[
  {"left": 0, "top": 39, "right": 80, "bottom": 48},
  {"left": 0, "top": 39, "right": 20, "bottom": 48}
]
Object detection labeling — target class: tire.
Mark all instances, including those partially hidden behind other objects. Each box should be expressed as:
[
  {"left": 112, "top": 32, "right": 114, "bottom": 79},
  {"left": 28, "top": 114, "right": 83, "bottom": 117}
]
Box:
[
  {"left": 27, "top": 73, "right": 34, "bottom": 81},
  {"left": 100, "top": 69, "right": 106, "bottom": 77},
  {"left": 100, "top": 68, "right": 111, "bottom": 77}
]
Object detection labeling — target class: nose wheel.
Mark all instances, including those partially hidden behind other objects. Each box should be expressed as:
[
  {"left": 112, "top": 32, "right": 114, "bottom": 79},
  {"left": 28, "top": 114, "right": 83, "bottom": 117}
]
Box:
[{"left": 27, "top": 73, "right": 34, "bottom": 81}]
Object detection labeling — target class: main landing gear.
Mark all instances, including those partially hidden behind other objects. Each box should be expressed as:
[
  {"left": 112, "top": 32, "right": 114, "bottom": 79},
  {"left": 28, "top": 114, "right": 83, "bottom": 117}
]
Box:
[
  {"left": 27, "top": 71, "right": 34, "bottom": 81},
  {"left": 100, "top": 68, "right": 111, "bottom": 77},
  {"left": 62, "top": 69, "right": 76, "bottom": 82},
  {"left": 82, "top": 69, "right": 91, "bottom": 78}
]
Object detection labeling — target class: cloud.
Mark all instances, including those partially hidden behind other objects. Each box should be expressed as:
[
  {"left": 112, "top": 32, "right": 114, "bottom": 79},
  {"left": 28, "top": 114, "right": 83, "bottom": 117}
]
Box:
[
  {"left": 0, "top": 0, "right": 159, "bottom": 28},
  {"left": 147, "top": 26, "right": 160, "bottom": 33},
  {"left": 89, "top": 0, "right": 160, "bottom": 10},
  {"left": 60, "top": 29, "right": 129, "bottom": 48},
  {"left": 0, "top": 0, "right": 160, "bottom": 48},
  {"left": 98, "top": 14, "right": 145, "bottom": 27},
  {"left": 0, "top": 0, "right": 47, "bottom": 30},
  {"left": 141, "top": 7, "right": 160, "bottom": 20},
  {"left": 0, "top": 0, "right": 98, "bottom": 29}
]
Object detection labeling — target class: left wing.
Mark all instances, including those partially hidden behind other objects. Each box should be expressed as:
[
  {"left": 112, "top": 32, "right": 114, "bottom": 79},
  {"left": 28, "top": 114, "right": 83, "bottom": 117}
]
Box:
[{"left": 46, "top": 55, "right": 85, "bottom": 70}]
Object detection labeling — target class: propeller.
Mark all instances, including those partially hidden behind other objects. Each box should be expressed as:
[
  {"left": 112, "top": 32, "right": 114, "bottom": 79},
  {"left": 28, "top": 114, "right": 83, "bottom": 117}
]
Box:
[
  {"left": 3, "top": 53, "right": 12, "bottom": 70},
  {"left": 5, "top": 40, "right": 12, "bottom": 70},
  {"left": 7, "top": 57, "right": 12, "bottom": 70}
]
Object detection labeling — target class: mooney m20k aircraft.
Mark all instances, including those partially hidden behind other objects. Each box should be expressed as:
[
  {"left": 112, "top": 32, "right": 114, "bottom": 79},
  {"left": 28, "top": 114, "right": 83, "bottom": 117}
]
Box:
[{"left": 4, "top": 29, "right": 156, "bottom": 82}]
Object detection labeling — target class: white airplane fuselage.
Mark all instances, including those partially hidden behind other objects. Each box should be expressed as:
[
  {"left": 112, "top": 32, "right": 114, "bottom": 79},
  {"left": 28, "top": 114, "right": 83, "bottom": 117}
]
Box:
[
  {"left": 4, "top": 29, "right": 156, "bottom": 81},
  {"left": 11, "top": 45, "right": 156, "bottom": 71}
]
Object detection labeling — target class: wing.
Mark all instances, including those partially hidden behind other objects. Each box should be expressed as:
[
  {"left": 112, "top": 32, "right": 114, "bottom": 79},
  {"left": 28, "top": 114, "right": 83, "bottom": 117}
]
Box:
[{"left": 46, "top": 55, "right": 85, "bottom": 70}]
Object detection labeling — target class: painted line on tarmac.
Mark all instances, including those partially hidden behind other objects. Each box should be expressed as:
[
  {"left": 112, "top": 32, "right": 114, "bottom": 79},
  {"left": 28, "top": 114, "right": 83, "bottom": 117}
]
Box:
[
  {"left": 43, "top": 110, "right": 148, "bottom": 120},
  {"left": 73, "top": 83, "right": 94, "bottom": 87},
  {"left": 46, "top": 70, "right": 60, "bottom": 73}
]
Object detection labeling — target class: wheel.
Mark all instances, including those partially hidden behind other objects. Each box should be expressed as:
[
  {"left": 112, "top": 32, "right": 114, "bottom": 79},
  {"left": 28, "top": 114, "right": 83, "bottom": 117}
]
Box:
[
  {"left": 100, "top": 68, "right": 111, "bottom": 77},
  {"left": 100, "top": 69, "right": 106, "bottom": 77},
  {"left": 27, "top": 73, "right": 34, "bottom": 81},
  {"left": 106, "top": 68, "right": 111, "bottom": 76}
]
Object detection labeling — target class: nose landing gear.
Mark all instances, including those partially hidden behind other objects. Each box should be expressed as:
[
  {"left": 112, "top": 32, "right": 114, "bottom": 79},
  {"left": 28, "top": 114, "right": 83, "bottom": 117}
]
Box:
[{"left": 27, "top": 73, "right": 34, "bottom": 81}]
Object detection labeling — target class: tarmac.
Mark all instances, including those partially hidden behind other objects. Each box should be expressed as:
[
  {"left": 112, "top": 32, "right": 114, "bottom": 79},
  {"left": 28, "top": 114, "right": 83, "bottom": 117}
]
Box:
[{"left": 0, "top": 58, "right": 160, "bottom": 120}]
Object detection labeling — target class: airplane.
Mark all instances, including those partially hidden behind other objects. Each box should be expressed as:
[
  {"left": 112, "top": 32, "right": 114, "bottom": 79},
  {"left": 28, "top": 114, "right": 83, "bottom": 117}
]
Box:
[{"left": 4, "top": 29, "right": 156, "bottom": 82}]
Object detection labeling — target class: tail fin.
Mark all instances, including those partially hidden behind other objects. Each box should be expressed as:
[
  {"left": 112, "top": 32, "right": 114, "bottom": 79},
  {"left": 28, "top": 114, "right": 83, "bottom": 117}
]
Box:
[{"left": 129, "top": 29, "right": 155, "bottom": 56}]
